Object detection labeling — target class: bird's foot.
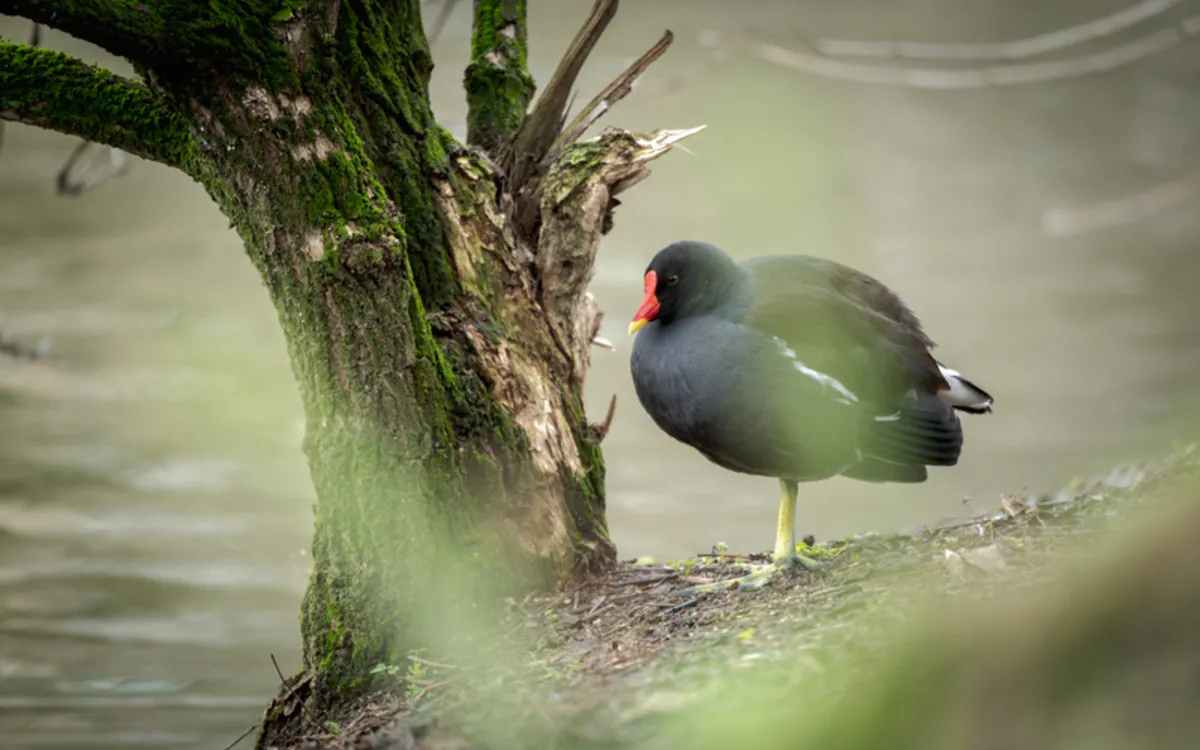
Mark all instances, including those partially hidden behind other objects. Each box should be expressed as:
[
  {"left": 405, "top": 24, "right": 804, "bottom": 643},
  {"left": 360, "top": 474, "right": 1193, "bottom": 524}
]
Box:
[
  {"left": 778, "top": 551, "right": 826, "bottom": 573},
  {"left": 684, "top": 552, "right": 824, "bottom": 595}
]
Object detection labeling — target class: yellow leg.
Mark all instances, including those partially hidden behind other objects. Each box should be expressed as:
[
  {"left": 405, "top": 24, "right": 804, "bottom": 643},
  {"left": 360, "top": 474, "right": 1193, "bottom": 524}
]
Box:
[
  {"left": 772, "top": 479, "right": 797, "bottom": 562},
  {"left": 771, "top": 479, "right": 822, "bottom": 571}
]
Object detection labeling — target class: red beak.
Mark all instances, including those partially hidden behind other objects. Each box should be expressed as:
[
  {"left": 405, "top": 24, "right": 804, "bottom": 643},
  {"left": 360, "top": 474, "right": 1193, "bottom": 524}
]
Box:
[{"left": 629, "top": 270, "right": 660, "bottom": 334}]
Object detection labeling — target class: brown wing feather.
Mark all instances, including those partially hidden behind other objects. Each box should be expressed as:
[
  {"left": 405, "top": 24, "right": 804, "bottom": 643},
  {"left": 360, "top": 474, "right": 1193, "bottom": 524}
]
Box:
[
  {"left": 743, "top": 254, "right": 935, "bottom": 343},
  {"left": 739, "top": 255, "right": 949, "bottom": 397}
]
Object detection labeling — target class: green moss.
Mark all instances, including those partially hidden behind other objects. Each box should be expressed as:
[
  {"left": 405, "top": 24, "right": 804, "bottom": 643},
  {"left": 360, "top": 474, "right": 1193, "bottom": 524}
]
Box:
[
  {"left": 308, "top": 1, "right": 455, "bottom": 310},
  {"left": 541, "top": 137, "right": 623, "bottom": 206},
  {"left": 178, "top": 2, "right": 298, "bottom": 88},
  {"left": 269, "top": 0, "right": 306, "bottom": 23},
  {"left": 423, "top": 131, "right": 450, "bottom": 173},
  {"left": 563, "top": 390, "right": 613, "bottom": 563},
  {"left": 463, "top": 62, "right": 535, "bottom": 148},
  {"left": 464, "top": 0, "right": 535, "bottom": 150},
  {"left": 0, "top": 41, "right": 201, "bottom": 175},
  {"left": 0, "top": 1, "right": 301, "bottom": 87},
  {"left": 404, "top": 280, "right": 458, "bottom": 458}
]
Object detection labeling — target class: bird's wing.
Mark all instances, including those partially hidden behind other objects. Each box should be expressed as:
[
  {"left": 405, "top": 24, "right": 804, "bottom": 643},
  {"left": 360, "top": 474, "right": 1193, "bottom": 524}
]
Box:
[
  {"left": 735, "top": 258, "right": 963, "bottom": 471},
  {"left": 737, "top": 280, "right": 945, "bottom": 409},
  {"left": 742, "top": 253, "right": 937, "bottom": 347}
]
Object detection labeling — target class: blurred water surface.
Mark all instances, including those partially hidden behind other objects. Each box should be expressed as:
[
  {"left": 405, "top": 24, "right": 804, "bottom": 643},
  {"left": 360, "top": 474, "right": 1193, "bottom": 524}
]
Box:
[{"left": 3, "top": 1, "right": 1200, "bottom": 747}]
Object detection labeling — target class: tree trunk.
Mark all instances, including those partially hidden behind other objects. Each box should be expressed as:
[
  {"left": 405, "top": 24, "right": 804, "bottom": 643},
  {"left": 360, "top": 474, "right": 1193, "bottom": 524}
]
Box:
[{"left": 0, "top": 0, "right": 696, "bottom": 728}]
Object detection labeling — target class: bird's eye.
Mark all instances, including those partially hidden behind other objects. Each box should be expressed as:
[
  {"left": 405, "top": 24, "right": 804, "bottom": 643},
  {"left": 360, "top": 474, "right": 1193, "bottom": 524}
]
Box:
[{"left": 666, "top": 275, "right": 680, "bottom": 286}]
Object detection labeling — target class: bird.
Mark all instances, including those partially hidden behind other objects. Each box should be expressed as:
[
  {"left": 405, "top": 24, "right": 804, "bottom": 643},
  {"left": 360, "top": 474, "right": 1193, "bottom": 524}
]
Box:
[{"left": 627, "top": 240, "right": 992, "bottom": 590}]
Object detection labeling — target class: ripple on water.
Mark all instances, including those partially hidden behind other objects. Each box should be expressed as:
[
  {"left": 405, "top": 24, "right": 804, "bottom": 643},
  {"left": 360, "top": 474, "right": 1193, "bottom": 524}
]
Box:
[
  {"left": 121, "top": 458, "right": 239, "bottom": 494},
  {"left": 0, "top": 504, "right": 245, "bottom": 539}
]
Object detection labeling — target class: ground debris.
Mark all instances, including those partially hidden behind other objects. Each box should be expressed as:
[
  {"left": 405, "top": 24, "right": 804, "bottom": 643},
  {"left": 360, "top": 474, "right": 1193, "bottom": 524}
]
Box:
[{"left": 263, "top": 444, "right": 1199, "bottom": 750}]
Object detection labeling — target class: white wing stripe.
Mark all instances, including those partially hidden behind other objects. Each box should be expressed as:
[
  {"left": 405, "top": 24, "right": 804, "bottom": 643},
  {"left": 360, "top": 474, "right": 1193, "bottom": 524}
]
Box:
[{"left": 773, "top": 337, "right": 859, "bottom": 404}]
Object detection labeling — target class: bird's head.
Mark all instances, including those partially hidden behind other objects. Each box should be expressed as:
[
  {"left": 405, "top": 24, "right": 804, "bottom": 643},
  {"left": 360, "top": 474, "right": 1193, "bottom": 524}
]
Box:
[{"left": 629, "top": 241, "right": 743, "bottom": 334}]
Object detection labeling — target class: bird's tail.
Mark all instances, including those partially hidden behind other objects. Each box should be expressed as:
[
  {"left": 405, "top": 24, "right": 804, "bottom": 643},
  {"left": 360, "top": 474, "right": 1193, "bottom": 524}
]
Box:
[
  {"left": 936, "top": 363, "right": 993, "bottom": 414},
  {"left": 864, "top": 392, "right": 964, "bottom": 468}
]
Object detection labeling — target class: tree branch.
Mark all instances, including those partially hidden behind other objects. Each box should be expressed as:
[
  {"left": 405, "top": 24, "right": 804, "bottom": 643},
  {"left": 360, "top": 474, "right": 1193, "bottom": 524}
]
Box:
[
  {"left": 0, "top": 41, "right": 199, "bottom": 175},
  {"left": 464, "top": 0, "right": 536, "bottom": 154},
  {"left": 0, "top": 0, "right": 170, "bottom": 65},
  {"left": 0, "top": 329, "right": 49, "bottom": 361},
  {"left": 55, "top": 139, "right": 131, "bottom": 196},
  {"left": 506, "top": 0, "right": 618, "bottom": 187}
]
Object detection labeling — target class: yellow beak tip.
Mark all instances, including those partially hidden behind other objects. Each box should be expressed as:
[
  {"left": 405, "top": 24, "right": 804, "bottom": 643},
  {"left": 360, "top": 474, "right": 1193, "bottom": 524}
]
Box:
[{"left": 628, "top": 319, "right": 648, "bottom": 335}]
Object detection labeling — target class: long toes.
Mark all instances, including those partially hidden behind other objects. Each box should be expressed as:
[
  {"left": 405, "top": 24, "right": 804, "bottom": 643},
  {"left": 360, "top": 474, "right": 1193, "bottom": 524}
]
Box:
[
  {"left": 775, "top": 553, "right": 826, "bottom": 572},
  {"left": 795, "top": 554, "right": 826, "bottom": 572}
]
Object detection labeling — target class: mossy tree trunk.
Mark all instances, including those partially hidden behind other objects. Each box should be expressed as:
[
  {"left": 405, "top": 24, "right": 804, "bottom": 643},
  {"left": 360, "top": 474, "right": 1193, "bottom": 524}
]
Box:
[{"left": 0, "top": 0, "right": 694, "bottom": 725}]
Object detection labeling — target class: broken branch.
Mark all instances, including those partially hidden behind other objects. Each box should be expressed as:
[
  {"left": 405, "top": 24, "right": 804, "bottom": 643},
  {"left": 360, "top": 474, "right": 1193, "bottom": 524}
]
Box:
[
  {"left": 55, "top": 140, "right": 130, "bottom": 196},
  {"left": 547, "top": 30, "right": 675, "bottom": 166},
  {"left": 507, "top": 0, "right": 619, "bottom": 189},
  {"left": 510, "top": 23, "right": 676, "bottom": 239}
]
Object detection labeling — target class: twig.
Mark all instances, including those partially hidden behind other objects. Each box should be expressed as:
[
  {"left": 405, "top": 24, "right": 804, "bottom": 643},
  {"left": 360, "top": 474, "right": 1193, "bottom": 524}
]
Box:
[
  {"left": 0, "top": 332, "right": 49, "bottom": 361},
  {"left": 546, "top": 30, "right": 675, "bottom": 165},
  {"left": 507, "top": 0, "right": 619, "bottom": 188},
  {"left": 586, "top": 595, "right": 608, "bottom": 617},
  {"left": 749, "top": 14, "right": 1200, "bottom": 89},
  {"left": 589, "top": 394, "right": 618, "bottom": 442},
  {"left": 425, "top": 0, "right": 461, "bottom": 47},
  {"left": 615, "top": 571, "right": 678, "bottom": 586},
  {"left": 220, "top": 724, "right": 258, "bottom": 750},
  {"left": 56, "top": 140, "right": 129, "bottom": 196},
  {"left": 659, "top": 597, "right": 700, "bottom": 616},
  {"left": 408, "top": 654, "right": 459, "bottom": 670},
  {"left": 1042, "top": 169, "right": 1200, "bottom": 237},
  {"left": 408, "top": 677, "right": 458, "bottom": 705},
  {"left": 270, "top": 654, "right": 317, "bottom": 725},
  {"left": 699, "top": 550, "right": 759, "bottom": 561},
  {"left": 814, "top": 0, "right": 1182, "bottom": 61}
]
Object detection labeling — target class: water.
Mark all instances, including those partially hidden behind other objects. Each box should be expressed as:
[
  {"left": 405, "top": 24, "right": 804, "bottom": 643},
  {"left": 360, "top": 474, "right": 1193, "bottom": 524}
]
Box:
[{"left": 3, "top": 2, "right": 1200, "bottom": 747}]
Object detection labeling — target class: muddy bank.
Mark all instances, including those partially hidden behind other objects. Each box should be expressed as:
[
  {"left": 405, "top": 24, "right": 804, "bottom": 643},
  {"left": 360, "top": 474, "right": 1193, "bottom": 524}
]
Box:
[{"left": 256, "top": 445, "right": 1200, "bottom": 750}]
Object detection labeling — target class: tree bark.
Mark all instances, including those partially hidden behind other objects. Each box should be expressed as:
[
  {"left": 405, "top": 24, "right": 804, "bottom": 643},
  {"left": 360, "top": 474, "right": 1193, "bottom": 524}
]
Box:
[{"left": 0, "top": 0, "right": 695, "bottom": 729}]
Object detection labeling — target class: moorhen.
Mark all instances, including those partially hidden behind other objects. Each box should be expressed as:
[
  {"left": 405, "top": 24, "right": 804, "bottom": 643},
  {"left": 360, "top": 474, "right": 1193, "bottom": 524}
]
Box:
[{"left": 628, "top": 241, "right": 992, "bottom": 589}]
